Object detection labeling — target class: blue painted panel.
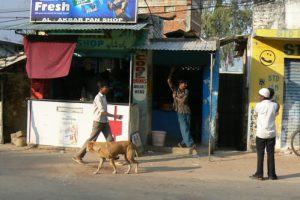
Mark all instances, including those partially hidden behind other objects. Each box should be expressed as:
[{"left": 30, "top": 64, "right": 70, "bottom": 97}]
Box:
[
  {"left": 202, "top": 66, "right": 210, "bottom": 144},
  {"left": 152, "top": 110, "right": 182, "bottom": 140},
  {"left": 201, "top": 50, "right": 220, "bottom": 146}
]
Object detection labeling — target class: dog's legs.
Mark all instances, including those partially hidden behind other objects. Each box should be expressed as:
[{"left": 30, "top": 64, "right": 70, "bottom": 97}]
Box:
[
  {"left": 134, "top": 160, "right": 138, "bottom": 174},
  {"left": 124, "top": 155, "right": 131, "bottom": 174},
  {"left": 109, "top": 159, "right": 117, "bottom": 174},
  {"left": 93, "top": 157, "right": 104, "bottom": 175}
]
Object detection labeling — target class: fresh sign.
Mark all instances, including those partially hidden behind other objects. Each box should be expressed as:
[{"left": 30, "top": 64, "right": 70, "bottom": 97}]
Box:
[{"left": 30, "top": 0, "right": 138, "bottom": 23}]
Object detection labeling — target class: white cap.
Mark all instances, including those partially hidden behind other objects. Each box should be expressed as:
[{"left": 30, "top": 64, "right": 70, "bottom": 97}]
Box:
[{"left": 258, "top": 88, "right": 270, "bottom": 98}]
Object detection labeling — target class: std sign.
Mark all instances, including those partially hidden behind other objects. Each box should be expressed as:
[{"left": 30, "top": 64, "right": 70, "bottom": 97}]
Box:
[{"left": 30, "top": 0, "right": 137, "bottom": 23}]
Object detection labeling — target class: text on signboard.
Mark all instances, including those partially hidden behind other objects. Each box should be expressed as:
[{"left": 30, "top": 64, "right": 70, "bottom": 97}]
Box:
[{"left": 34, "top": 2, "right": 70, "bottom": 12}]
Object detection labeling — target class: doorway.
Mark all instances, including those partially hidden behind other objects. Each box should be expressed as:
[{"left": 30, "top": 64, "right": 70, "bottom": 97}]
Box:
[
  {"left": 217, "top": 73, "right": 246, "bottom": 150},
  {"left": 152, "top": 65, "right": 203, "bottom": 146}
]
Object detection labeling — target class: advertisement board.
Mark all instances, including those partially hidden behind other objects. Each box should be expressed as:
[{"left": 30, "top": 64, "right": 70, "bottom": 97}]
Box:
[
  {"left": 133, "top": 51, "right": 148, "bottom": 101},
  {"left": 30, "top": 0, "right": 137, "bottom": 23}
]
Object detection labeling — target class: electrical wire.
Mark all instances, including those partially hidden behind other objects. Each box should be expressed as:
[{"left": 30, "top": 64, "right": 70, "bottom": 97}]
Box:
[
  {"left": 0, "top": 10, "right": 30, "bottom": 13},
  {"left": 0, "top": 18, "right": 27, "bottom": 24},
  {"left": 0, "top": 17, "right": 29, "bottom": 19},
  {"left": 143, "top": 0, "right": 162, "bottom": 37}
]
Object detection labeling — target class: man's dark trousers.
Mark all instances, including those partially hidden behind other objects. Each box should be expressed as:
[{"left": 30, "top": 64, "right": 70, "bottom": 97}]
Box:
[{"left": 255, "top": 136, "right": 276, "bottom": 178}]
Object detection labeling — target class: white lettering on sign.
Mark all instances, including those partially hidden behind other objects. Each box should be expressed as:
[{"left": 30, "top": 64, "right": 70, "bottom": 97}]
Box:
[{"left": 34, "top": 2, "right": 70, "bottom": 12}]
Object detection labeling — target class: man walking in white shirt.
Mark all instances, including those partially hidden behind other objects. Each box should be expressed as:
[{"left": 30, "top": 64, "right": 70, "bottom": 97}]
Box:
[
  {"left": 72, "top": 82, "right": 122, "bottom": 164},
  {"left": 250, "top": 88, "right": 279, "bottom": 180}
]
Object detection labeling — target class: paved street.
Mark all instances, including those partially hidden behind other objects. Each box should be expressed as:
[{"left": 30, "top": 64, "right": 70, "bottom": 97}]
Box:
[{"left": 0, "top": 144, "right": 300, "bottom": 200}]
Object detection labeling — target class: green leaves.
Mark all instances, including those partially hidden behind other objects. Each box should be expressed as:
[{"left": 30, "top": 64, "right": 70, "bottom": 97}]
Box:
[{"left": 201, "top": 0, "right": 252, "bottom": 39}]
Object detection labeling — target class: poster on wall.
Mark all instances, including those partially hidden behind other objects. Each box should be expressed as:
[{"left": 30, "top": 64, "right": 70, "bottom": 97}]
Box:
[
  {"left": 133, "top": 51, "right": 148, "bottom": 101},
  {"left": 27, "top": 100, "right": 133, "bottom": 148},
  {"left": 30, "top": 0, "right": 137, "bottom": 23}
]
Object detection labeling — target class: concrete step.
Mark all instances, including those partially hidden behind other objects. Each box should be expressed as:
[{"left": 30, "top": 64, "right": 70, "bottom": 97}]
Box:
[{"left": 145, "top": 145, "right": 209, "bottom": 156}]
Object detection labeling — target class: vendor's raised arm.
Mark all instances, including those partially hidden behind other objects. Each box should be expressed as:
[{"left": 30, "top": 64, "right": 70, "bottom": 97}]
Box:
[{"left": 167, "top": 66, "right": 176, "bottom": 90}]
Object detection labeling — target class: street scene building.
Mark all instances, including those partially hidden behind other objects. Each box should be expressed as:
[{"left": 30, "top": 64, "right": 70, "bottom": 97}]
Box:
[
  {"left": 248, "top": 0, "right": 300, "bottom": 151},
  {"left": 0, "top": 1, "right": 300, "bottom": 199},
  {"left": 0, "top": 0, "right": 220, "bottom": 151}
]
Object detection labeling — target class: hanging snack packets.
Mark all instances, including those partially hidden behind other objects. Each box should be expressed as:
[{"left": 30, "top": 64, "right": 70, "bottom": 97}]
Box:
[
  {"left": 81, "top": 2, "right": 98, "bottom": 13},
  {"left": 73, "top": 0, "right": 92, "bottom": 6}
]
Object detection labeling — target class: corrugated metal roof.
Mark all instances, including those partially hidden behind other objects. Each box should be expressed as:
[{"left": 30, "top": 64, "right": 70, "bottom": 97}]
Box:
[
  {"left": 0, "top": 22, "right": 148, "bottom": 31},
  {"left": 134, "top": 39, "right": 218, "bottom": 51},
  {"left": 0, "top": 52, "right": 26, "bottom": 68}
]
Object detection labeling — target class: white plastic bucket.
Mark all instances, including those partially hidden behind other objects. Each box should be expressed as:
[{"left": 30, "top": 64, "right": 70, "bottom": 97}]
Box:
[{"left": 152, "top": 131, "right": 167, "bottom": 147}]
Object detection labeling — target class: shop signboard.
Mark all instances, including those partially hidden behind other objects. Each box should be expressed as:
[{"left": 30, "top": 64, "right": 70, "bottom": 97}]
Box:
[
  {"left": 77, "top": 31, "right": 136, "bottom": 50},
  {"left": 133, "top": 51, "right": 148, "bottom": 101},
  {"left": 27, "top": 100, "right": 137, "bottom": 148},
  {"left": 30, "top": 0, "right": 137, "bottom": 23}
]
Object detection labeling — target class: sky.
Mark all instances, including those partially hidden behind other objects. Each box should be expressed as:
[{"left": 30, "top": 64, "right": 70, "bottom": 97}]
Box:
[{"left": 0, "top": 0, "right": 30, "bottom": 44}]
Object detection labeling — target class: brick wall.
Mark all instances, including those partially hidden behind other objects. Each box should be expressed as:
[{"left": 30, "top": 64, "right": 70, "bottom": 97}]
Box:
[{"left": 138, "top": 0, "right": 201, "bottom": 35}]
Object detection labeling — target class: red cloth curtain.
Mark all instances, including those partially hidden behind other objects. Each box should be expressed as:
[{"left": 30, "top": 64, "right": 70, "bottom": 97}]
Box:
[{"left": 24, "top": 36, "right": 77, "bottom": 79}]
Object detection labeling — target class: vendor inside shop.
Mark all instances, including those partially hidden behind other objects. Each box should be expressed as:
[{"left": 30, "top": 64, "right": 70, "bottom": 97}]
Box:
[
  {"left": 49, "top": 56, "right": 130, "bottom": 103},
  {"left": 152, "top": 65, "right": 203, "bottom": 146}
]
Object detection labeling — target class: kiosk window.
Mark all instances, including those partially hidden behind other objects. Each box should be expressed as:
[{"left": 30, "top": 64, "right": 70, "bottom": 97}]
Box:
[{"left": 51, "top": 57, "right": 130, "bottom": 103}]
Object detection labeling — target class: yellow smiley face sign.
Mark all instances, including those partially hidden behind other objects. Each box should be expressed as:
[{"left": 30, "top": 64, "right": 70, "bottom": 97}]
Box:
[{"left": 260, "top": 50, "right": 276, "bottom": 66}]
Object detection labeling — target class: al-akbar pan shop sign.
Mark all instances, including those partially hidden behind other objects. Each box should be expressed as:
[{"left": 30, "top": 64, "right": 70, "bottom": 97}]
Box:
[{"left": 30, "top": 0, "right": 137, "bottom": 23}]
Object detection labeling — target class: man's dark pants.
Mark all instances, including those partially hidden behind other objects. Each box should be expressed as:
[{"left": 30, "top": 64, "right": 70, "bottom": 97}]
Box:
[
  {"left": 77, "top": 121, "right": 113, "bottom": 159},
  {"left": 255, "top": 136, "right": 276, "bottom": 178}
]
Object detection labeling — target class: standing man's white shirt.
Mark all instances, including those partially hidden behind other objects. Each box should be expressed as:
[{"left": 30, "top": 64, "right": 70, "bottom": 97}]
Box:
[
  {"left": 93, "top": 92, "right": 108, "bottom": 123},
  {"left": 255, "top": 100, "right": 279, "bottom": 139}
]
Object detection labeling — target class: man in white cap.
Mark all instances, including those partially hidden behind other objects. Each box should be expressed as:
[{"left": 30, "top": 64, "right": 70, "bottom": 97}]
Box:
[{"left": 250, "top": 88, "right": 279, "bottom": 180}]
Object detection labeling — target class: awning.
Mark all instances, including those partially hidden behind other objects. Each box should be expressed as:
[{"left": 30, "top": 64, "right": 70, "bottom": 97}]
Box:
[
  {"left": 0, "top": 53, "right": 26, "bottom": 68},
  {"left": 134, "top": 39, "right": 218, "bottom": 51},
  {"left": 0, "top": 22, "right": 148, "bottom": 31}
]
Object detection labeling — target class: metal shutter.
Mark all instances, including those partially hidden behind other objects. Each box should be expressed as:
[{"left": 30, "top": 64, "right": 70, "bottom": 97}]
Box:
[{"left": 282, "top": 59, "right": 300, "bottom": 148}]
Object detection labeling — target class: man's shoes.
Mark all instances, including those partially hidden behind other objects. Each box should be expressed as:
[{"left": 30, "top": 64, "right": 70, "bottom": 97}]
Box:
[
  {"left": 249, "top": 174, "right": 264, "bottom": 180},
  {"left": 72, "top": 156, "right": 86, "bottom": 165},
  {"left": 268, "top": 175, "right": 278, "bottom": 180}
]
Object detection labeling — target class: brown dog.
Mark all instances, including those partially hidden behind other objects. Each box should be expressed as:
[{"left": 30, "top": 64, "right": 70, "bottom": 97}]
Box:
[{"left": 86, "top": 141, "right": 138, "bottom": 175}]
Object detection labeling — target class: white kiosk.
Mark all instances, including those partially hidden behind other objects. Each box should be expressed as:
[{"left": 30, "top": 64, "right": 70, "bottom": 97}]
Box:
[{"left": 27, "top": 99, "right": 139, "bottom": 148}]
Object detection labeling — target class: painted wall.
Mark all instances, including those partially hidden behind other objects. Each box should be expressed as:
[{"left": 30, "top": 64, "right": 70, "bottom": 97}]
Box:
[
  {"left": 248, "top": 33, "right": 300, "bottom": 150},
  {"left": 253, "top": 0, "right": 300, "bottom": 30}
]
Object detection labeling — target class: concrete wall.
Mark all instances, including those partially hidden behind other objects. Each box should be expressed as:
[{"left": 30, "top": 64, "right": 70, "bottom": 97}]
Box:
[
  {"left": 253, "top": 0, "right": 300, "bottom": 30},
  {"left": 1, "top": 61, "right": 30, "bottom": 142},
  {"left": 138, "top": 0, "right": 201, "bottom": 35}
]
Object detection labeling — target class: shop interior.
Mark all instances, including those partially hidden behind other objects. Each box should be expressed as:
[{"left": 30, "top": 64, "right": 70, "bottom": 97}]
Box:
[
  {"left": 152, "top": 65, "right": 203, "bottom": 145},
  {"left": 50, "top": 55, "right": 131, "bottom": 103},
  {"left": 217, "top": 73, "right": 246, "bottom": 150},
  {"left": 152, "top": 50, "right": 211, "bottom": 146}
]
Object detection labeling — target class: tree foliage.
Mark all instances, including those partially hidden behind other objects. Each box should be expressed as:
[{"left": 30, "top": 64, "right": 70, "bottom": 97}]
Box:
[
  {"left": 201, "top": 0, "right": 252, "bottom": 68},
  {"left": 201, "top": 0, "right": 252, "bottom": 38}
]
